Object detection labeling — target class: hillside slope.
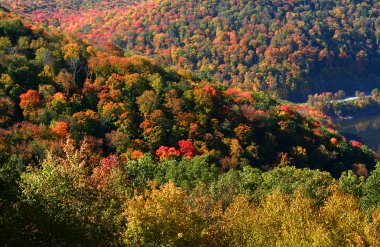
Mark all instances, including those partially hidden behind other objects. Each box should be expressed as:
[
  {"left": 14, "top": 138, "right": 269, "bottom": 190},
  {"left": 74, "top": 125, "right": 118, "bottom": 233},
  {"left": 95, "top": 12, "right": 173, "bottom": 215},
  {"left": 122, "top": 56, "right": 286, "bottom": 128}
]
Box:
[{"left": 0, "top": 5, "right": 375, "bottom": 175}]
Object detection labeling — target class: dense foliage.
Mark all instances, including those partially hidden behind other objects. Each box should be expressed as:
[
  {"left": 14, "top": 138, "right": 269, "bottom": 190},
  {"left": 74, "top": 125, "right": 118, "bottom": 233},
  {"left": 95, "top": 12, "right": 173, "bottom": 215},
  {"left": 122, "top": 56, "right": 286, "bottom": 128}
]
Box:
[
  {"left": 0, "top": 6, "right": 375, "bottom": 174},
  {"left": 3, "top": 0, "right": 380, "bottom": 99},
  {"left": 2, "top": 139, "right": 380, "bottom": 245},
  {"left": 1, "top": 6, "right": 380, "bottom": 246}
]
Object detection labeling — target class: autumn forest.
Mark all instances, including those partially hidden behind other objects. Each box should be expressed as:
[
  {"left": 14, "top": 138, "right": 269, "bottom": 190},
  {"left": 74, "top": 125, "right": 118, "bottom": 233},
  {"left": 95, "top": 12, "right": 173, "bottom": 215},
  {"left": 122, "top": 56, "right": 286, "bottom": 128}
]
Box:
[{"left": 0, "top": 1, "right": 380, "bottom": 246}]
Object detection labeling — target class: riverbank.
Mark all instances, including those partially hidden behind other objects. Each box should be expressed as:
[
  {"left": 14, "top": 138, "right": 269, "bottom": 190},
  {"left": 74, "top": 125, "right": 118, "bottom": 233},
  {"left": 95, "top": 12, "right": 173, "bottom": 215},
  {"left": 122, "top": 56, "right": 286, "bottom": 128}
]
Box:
[
  {"left": 335, "top": 110, "right": 380, "bottom": 154},
  {"left": 334, "top": 107, "right": 380, "bottom": 120},
  {"left": 329, "top": 96, "right": 380, "bottom": 119},
  {"left": 306, "top": 89, "right": 380, "bottom": 120}
]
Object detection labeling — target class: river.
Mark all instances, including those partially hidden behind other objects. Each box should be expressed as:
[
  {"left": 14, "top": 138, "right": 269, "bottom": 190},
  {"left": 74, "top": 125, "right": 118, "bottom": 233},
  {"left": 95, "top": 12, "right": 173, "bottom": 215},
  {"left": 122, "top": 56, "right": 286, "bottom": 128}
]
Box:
[{"left": 336, "top": 113, "right": 380, "bottom": 153}]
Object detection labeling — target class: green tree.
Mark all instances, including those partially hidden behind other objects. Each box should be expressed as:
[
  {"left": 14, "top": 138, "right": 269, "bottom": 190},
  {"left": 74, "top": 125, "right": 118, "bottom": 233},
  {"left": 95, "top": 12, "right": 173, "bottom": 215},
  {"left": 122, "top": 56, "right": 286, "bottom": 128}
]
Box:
[
  {"left": 70, "top": 110, "right": 99, "bottom": 138},
  {"left": 157, "top": 154, "right": 219, "bottom": 190},
  {"left": 136, "top": 90, "right": 160, "bottom": 114},
  {"left": 0, "top": 36, "right": 12, "bottom": 54},
  {"left": 256, "top": 166, "right": 334, "bottom": 203},
  {"left": 339, "top": 170, "right": 364, "bottom": 197},
  {"left": 361, "top": 162, "right": 380, "bottom": 213},
  {"left": 125, "top": 154, "right": 159, "bottom": 190}
]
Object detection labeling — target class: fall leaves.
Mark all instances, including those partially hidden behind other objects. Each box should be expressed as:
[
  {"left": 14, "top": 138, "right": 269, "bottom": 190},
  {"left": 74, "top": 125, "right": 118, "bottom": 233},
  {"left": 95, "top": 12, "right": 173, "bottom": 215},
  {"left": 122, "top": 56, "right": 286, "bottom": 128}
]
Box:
[
  {"left": 1, "top": 4, "right": 380, "bottom": 246},
  {"left": 16, "top": 140, "right": 380, "bottom": 246}
]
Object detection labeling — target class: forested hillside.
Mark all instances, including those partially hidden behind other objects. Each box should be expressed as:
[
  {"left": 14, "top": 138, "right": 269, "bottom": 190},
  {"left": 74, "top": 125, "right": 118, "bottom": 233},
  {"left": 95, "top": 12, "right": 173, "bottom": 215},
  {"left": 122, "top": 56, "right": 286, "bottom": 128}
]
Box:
[
  {"left": 0, "top": 5, "right": 374, "bottom": 175},
  {"left": 1, "top": 5, "right": 380, "bottom": 246},
  {"left": 2, "top": 0, "right": 380, "bottom": 99}
]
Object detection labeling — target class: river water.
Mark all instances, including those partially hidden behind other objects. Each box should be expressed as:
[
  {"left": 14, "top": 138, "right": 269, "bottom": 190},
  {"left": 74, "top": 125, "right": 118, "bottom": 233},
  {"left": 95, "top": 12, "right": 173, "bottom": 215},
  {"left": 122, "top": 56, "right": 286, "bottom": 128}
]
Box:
[{"left": 336, "top": 113, "right": 380, "bottom": 153}]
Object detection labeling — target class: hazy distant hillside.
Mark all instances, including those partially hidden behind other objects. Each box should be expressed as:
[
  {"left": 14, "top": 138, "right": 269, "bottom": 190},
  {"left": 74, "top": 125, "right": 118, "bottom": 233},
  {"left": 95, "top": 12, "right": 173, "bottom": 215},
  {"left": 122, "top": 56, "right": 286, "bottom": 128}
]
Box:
[
  {"left": 1, "top": 0, "right": 137, "bottom": 12},
  {"left": 3, "top": 0, "right": 380, "bottom": 99}
]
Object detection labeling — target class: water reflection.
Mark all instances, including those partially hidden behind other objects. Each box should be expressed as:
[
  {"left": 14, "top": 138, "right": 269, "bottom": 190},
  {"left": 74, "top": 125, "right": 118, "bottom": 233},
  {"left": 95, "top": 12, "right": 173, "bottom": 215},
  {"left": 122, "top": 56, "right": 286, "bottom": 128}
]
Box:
[{"left": 336, "top": 114, "right": 380, "bottom": 153}]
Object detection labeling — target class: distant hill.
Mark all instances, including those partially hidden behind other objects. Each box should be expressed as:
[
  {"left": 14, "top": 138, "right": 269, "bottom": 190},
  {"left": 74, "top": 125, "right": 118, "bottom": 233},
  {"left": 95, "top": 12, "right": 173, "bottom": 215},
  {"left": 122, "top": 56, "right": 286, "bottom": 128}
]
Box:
[
  {"left": 0, "top": 0, "right": 137, "bottom": 12},
  {"left": 3, "top": 0, "right": 380, "bottom": 99}
]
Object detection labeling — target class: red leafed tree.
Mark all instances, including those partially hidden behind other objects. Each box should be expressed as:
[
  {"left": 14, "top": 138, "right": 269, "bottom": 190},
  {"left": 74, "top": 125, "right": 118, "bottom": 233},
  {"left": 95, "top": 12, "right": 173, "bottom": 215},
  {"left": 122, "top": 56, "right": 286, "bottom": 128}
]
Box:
[
  {"left": 130, "top": 150, "right": 144, "bottom": 160},
  {"left": 156, "top": 146, "right": 180, "bottom": 160},
  {"left": 178, "top": 140, "right": 196, "bottom": 158},
  {"left": 350, "top": 140, "right": 363, "bottom": 148},
  {"left": 19, "top": 90, "right": 41, "bottom": 114},
  {"left": 51, "top": 121, "right": 69, "bottom": 137},
  {"left": 92, "top": 154, "right": 121, "bottom": 187},
  {"left": 202, "top": 85, "right": 217, "bottom": 96}
]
